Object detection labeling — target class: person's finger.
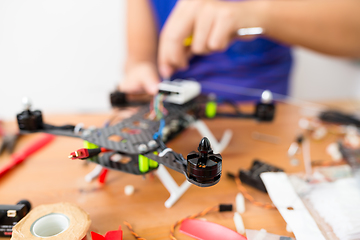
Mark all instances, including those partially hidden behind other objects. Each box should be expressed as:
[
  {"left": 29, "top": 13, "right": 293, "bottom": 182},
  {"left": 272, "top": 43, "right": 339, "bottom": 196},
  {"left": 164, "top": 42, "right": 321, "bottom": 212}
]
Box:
[
  {"left": 119, "top": 63, "right": 160, "bottom": 94},
  {"left": 158, "top": 1, "right": 201, "bottom": 77},
  {"left": 143, "top": 67, "right": 160, "bottom": 95},
  {"left": 208, "top": 4, "right": 237, "bottom": 52},
  {"left": 192, "top": 2, "right": 215, "bottom": 55},
  {"left": 119, "top": 78, "right": 143, "bottom": 93}
]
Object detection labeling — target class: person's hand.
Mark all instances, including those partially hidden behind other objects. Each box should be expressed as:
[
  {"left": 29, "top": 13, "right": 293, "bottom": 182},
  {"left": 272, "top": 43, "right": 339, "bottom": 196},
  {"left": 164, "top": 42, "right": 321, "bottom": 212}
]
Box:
[
  {"left": 158, "top": 0, "right": 266, "bottom": 78},
  {"left": 119, "top": 61, "right": 160, "bottom": 95}
]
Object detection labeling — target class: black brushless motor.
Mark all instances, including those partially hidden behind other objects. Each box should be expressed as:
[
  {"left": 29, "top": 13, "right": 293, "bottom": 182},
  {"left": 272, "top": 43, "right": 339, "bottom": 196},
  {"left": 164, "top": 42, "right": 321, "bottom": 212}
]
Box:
[
  {"left": 16, "top": 98, "right": 44, "bottom": 131},
  {"left": 17, "top": 110, "right": 43, "bottom": 131},
  {"left": 186, "top": 137, "right": 222, "bottom": 187}
]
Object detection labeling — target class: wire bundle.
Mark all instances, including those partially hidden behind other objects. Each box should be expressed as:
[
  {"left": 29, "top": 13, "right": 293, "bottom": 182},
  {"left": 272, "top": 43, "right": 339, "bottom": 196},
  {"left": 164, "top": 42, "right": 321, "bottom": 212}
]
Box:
[
  {"left": 123, "top": 221, "right": 146, "bottom": 240},
  {"left": 148, "top": 93, "right": 168, "bottom": 120}
]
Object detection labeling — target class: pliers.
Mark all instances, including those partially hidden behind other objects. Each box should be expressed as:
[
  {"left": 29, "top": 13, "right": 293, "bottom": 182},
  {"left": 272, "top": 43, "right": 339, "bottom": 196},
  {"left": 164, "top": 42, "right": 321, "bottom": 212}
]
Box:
[{"left": 0, "top": 120, "right": 20, "bottom": 155}]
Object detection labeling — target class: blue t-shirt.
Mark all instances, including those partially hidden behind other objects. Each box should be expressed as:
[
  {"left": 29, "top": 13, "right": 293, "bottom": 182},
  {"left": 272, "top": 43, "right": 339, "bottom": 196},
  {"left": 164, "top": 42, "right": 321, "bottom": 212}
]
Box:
[{"left": 150, "top": 0, "right": 292, "bottom": 101}]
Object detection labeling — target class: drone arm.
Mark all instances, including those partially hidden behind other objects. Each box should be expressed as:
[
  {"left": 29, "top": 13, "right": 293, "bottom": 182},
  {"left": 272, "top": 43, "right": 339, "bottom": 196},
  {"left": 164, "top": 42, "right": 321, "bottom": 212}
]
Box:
[{"left": 143, "top": 151, "right": 186, "bottom": 174}]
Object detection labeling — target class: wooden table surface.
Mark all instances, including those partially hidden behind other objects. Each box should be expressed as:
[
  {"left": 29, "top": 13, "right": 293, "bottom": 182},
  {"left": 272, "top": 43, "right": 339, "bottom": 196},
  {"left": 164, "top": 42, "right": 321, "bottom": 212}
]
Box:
[{"left": 0, "top": 101, "right": 355, "bottom": 240}]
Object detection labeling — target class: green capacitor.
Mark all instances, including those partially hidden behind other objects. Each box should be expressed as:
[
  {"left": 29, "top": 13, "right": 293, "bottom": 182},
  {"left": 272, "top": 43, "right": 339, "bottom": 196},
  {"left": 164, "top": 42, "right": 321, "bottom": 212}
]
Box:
[
  {"left": 205, "top": 101, "right": 217, "bottom": 118},
  {"left": 138, "top": 155, "right": 149, "bottom": 173},
  {"left": 83, "top": 140, "right": 99, "bottom": 149}
]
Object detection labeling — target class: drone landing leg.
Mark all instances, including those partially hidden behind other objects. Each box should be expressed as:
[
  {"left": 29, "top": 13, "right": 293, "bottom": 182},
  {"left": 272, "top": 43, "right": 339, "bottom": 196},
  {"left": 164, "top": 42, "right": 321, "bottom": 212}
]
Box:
[
  {"left": 191, "top": 120, "right": 233, "bottom": 153},
  {"left": 155, "top": 165, "right": 192, "bottom": 208},
  {"left": 156, "top": 120, "right": 232, "bottom": 208},
  {"left": 85, "top": 165, "right": 103, "bottom": 182}
]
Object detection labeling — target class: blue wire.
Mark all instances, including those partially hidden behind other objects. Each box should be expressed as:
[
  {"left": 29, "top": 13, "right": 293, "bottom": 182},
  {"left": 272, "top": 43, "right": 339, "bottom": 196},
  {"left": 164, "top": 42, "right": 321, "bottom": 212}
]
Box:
[{"left": 153, "top": 118, "right": 165, "bottom": 140}]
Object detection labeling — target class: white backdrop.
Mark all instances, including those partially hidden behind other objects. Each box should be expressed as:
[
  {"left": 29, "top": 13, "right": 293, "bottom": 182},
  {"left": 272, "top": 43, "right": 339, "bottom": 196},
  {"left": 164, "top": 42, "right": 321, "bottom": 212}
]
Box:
[
  {"left": 1, "top": 0, "right": 359, "bottom": 120},
  {"left": 0, "top": 0, "right": 125, "bottom": 120}
]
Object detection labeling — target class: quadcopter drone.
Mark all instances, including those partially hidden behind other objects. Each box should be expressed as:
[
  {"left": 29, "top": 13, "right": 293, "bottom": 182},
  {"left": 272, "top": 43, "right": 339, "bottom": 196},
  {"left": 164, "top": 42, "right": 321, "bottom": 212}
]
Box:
[{"left": 16, "top": 80, "right": 275, "bottom": 188}]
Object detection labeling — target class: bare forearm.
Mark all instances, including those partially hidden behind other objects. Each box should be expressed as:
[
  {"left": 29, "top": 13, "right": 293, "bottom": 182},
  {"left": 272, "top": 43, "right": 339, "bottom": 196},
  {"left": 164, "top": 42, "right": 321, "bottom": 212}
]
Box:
[
  {"left": 126, "top": 0, "right": 158, "bottom": 67},
  {"left": 261, "top": 0, "right": 360, "bottom": 57}
]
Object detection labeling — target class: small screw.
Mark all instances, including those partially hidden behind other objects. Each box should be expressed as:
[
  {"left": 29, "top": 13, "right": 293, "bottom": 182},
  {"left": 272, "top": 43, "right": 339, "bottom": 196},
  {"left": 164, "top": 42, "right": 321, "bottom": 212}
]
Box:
[
  {"left": 22, "top": 97, "right": 32, "bottom": 111},
  {"left": 138, "top": 144, "right": 148, "bottom": 153},
  {"left": 147, "top": 140, "right": 158, "bottom": 149}
]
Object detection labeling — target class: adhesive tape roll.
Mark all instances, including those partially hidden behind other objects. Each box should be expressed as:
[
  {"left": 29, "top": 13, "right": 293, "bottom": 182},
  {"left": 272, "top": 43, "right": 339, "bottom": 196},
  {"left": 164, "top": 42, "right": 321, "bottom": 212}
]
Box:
[{"left": 11, "top": 202, "right": 91, "bottom": 240}]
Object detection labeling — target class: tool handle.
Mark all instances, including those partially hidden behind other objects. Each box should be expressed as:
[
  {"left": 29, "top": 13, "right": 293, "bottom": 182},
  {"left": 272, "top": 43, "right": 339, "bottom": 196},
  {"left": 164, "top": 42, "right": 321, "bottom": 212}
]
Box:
[{"left": 0, "top": 134, "right": 55, "bottom": 178}]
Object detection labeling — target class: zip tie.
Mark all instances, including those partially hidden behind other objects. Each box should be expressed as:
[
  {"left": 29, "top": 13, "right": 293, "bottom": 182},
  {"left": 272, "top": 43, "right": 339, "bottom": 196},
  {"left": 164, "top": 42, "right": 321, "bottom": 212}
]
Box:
[
  {"left": 74, "top": 122, "right": 84, "bottom": 134},
  {"left": 158, "top": 148, "right": 173, "bottom": 157}
]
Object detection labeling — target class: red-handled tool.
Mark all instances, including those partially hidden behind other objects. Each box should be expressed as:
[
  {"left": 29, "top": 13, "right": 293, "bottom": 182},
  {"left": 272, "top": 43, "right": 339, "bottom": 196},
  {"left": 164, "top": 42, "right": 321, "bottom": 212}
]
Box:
[
  {"left": 0, "top": 134, "right": 55, "bottom": 178},
  {"left": 91, "top": 226, "right": 123, "bottom": 240}
]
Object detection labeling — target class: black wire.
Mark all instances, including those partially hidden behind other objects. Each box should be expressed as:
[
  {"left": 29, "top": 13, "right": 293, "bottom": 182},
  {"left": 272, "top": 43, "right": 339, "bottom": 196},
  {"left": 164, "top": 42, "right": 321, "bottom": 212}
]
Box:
[
  {"left": 43, "top": 123, "right": 76, "bottom": 131},
  {"left": 216, "top": 100, "right": 255, "bottom": 118},
  {"left": 319, "top": 110, "right": 360, "bottom": 127}
]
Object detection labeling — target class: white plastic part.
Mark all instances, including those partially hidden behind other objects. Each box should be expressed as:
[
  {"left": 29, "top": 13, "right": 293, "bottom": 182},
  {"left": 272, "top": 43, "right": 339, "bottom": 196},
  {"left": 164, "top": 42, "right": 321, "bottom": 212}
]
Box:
[
  {"left": 260, "top": 90, "right": 273, "bottom": 104},
  {"left": 158, "top": 79, "right": 201, "bottom": 105},
  {"left": 237, "top": 27, "right": 264, "bottom": 36},
  {"left": 287, "top": 142, "right": 299, "bottom": 157},
  {"left": 261, "top": 172, "right": 326, "bottom": 240},
  {"left": 233, "top": 212, "right": 245, "bottom": 234},
  {"left": 156, "top": 119, "right": 232, "bottom": 208},
  {"left": 110, "top": 153, "right": 123, "bottom": 162},
  {"left": 345, "top": 125, "right": 360, "bottom": 148},
  {"left": 191, "top": 120, "right": 232, "bottom": 154},
  {"left": 312, "top": 126, "right": 327, "bottom": 140},
  {"left": 31, "top": 213, "right": 70, "bottom": 237},
  {"left": 298, "top": 118, "right": 311, "bottom": 130},
  {"left": 236, "top": 193, "right": 245, "bottom": 214},
  {"left": 84, "top": 165, "right": 103, "bottom": 182},
  {"left": 253, "top": 229, "right": 267, "bottom": 240},
  {"left": 74, "top": 123, "right": 84, "bottom": 134},
  {"left": 286, "top": 224, "right": 293, "bottom": 233},
  {"left": 124, "top": 185, "right": 135, "bottom": 196},
  {"left": 22, "top": 97, "right": 32, "bottom": 111},
  {"left": 155, "top": 165, "right": 192, "bottom": 208}
]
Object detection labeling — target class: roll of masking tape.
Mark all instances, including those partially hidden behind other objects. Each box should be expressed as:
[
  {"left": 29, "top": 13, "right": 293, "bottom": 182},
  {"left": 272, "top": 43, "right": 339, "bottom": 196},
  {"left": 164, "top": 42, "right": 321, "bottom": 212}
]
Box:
[{"left": 11, "top": 202, "right": 91, "bottom": 240}]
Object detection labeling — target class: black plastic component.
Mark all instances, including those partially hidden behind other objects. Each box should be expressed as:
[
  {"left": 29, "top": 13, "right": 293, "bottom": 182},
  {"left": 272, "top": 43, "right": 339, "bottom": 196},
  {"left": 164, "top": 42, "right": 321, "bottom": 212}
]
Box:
[
  {"left": 254, "top": 102, "right": 275, "bottom": 121},
  {"left": 219, "top": 204, "right": 233, "bottom": 212},
  {"left": 0, "top": 200, "right": 31, "bottom": 237},
  {"left": 158, "top": 89, "right": 180, "bottom": 95},
  {"left": 17, "top": 110, "right": 43, "bottom": 131},
  {"left": 254, "top": 102, "right": 275, "bottom": 122},
  {"left": 319, "top": 110, "right": 360, "bottom": 127},
  {"left": 110, "top": 90, "right": 153, "bottom": 108},
  {"left": 226, "top": 172, "right": 236, "bottom": 179},
  {"left": 296, "top": 134, "right": 304, "bottom": 144},
  {"left": 239, "top": 160, "right": 283, "bottom": 192},
  {"left": 186, "top": 137, "right": 222, "bottom": 187},
  {"left": 16, "top": 200, "right": 31, "bottom": 213},
  {"left": 110, "top": 90, "right": 128, "bottom": 107}
]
